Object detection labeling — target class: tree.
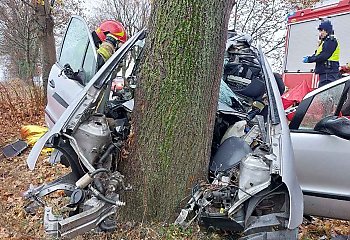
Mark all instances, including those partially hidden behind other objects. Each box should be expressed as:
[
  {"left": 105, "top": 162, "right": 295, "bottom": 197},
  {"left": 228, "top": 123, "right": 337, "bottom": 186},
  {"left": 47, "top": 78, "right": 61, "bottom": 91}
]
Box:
[
  {"left": 0, "top": 0, "right": 40, "bottom": 80},
  {"left": 0, "top": 0, "right": 84, "bottom": 98},
  {"left": 20, "top": 0, "right": 85, "bottom": 98},
  {"left": 31, "top": 0, "right": 57, "bottom": 95},
  {"left": 229, "top": 0, "right": 294, "bottom": 71},
  {"left": 88, "top": 0, "right": 151, "bottom": 77},
  {"left": 119, "top": 0, "right": 236, "bottom": 222},
  {"left": 89, "top": 0, "right": 150, "bottom": 36}
]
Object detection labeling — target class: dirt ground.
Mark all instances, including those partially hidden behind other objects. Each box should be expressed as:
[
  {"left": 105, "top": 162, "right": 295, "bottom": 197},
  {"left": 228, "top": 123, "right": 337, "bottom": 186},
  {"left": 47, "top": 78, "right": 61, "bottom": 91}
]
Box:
[{"left": 1, "top": 80, "right": 350, "bottom": 239}]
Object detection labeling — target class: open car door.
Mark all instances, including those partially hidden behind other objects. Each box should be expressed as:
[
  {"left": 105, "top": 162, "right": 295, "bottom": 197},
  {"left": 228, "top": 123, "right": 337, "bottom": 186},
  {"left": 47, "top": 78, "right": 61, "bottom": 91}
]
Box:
[
  {"left": 289, "top": 76, "right": 350, "bottom": 220},
  {"left": 45, "top": 16, "right": 98, "bottom": 128}
]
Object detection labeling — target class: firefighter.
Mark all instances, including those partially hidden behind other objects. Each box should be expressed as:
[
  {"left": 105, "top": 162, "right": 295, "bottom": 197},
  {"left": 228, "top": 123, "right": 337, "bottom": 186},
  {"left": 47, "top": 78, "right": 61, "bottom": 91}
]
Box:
[
  {"left": 303, "top": 19, "right": 340, "bottom": 88},
  {"left": 63, "top": 20, "right": 127, "bottom": 82},
  {"left": 92, "top": 20, "right": 127, "bottom": 69}
]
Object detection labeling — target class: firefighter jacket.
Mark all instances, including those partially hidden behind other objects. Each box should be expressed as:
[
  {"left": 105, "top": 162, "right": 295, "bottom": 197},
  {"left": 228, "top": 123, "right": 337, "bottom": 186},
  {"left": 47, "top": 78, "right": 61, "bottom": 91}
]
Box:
[
  {"left": 96, "top": 41, "right": 115, "bottom": 69},
  {"left": 92, "top": 31, "right": 117, "bottom": 70},
  {"left": 308, "top": 35, "right": 340, "bottom": 74}
]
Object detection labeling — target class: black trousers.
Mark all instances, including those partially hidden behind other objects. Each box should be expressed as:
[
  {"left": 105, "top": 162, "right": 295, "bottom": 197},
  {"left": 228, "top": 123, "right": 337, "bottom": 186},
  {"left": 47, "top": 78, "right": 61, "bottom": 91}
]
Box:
[{"left": 318, "top": 72, "right": 340, "bottom": 88}]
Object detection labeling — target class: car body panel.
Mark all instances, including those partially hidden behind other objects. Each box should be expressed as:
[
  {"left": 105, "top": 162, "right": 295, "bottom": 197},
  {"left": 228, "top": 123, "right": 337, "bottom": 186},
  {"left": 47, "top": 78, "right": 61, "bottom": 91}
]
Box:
[
  {"left": 260, "top": 49, "right": 303, "bottom": 229},
  {"left": 290, "top": 76, "right": 350, "bottom": 219},
  {"left": 45, "top": 65, "right": 85, "bottom": 127},
  {"left": 27, "top": 29, "right": 146, "bottom": 170},
  {"left": 45, "top": 16, "right": 98, "bottom": 128},
  {"left": 304, "top": 195, "right": 350, "bottom": 220},
  {"left": 293, "top": 133, "right": 350, "bottom": 195}
]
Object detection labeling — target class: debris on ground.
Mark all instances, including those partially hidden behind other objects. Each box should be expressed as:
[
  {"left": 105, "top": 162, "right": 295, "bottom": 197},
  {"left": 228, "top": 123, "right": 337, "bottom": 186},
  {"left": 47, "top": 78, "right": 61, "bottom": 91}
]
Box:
[{"left": 1, "top": 140, "right": 28, "bottom": 158}]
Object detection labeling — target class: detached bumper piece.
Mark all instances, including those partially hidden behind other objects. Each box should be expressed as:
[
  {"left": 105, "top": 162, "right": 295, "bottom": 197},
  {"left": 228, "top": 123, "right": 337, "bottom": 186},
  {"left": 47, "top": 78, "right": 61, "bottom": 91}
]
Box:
[
  {"left": 24, "top": 172, "right": 121, "bottom": 238},
  {"left": 2, "top": 140, "right": 28, "bottom": 158},
  {"left": 44, "top": 199, "right": 117, "bottom": 238}
]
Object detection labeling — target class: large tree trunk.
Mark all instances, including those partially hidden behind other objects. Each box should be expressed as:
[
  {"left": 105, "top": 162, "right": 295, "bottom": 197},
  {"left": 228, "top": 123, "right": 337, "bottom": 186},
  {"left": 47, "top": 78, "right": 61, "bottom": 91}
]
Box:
[
  {"left": 36, "top": 0, "right": 56, "bottom": 102},
  {"left": 120, "top": 0, "right": 235, "bottom": 222},
  {"left": 40, "top": 16, "right": 56, "bottom": 101}
]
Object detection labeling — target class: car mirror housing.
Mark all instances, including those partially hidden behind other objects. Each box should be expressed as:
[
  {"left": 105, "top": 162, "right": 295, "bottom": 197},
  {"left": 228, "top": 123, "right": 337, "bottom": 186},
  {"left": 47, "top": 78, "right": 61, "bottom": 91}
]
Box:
[{"left": 314, "top": 115, "right": 350, "bottom": 140}]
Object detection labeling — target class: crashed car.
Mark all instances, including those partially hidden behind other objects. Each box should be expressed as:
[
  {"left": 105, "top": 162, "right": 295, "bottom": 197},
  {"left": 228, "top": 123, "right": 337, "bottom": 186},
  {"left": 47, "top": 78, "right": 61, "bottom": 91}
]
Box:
[{"left": 25, "top": 16, "right": 350, "bottom": 239}]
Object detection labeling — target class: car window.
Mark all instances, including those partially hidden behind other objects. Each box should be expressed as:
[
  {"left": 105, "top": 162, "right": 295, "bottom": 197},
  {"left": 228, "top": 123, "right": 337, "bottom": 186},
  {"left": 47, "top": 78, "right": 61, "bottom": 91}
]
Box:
[
  {"left": 341, "top": 87, "right": 350, "bottom": 116},
  {"left": 59, "top": 18, "right": 89, "bottom": 72},
  {"left": 82, "top": 42, "right": 96, "bottom": 83},
  {"left": 299, "top": 83, "right": 346, "bottom": 130}
]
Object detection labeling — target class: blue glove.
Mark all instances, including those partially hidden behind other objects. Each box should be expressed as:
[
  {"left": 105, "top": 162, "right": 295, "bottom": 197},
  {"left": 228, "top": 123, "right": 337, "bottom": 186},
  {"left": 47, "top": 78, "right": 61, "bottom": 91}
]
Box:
[{"left": 302, "top": 56, "right": 309, "bottom": 63}]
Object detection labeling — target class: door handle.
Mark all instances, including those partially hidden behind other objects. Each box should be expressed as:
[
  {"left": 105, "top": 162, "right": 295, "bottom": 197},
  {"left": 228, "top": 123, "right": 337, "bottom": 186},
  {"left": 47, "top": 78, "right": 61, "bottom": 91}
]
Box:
[{"left": 49, "top": 79, "right": 55, "bottom": 88}]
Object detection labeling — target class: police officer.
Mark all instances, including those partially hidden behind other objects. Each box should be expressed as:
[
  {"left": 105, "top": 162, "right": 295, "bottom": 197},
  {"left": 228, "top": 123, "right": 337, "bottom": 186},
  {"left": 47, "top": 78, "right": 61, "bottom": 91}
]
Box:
[{"left": 303, "top": 20, "right": 340, "bottom": 88}]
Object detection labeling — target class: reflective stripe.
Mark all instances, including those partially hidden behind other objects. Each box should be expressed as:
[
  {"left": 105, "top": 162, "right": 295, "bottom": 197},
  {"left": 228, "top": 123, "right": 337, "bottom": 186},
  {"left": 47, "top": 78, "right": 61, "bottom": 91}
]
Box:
[
  {"left": 97, "top": 47, "right": 111, "bottom": 62},
  {"left": 97, "top": 41, "right": 115, "bottom": 62},
  {"left": 316, "top": 39, "right": 340, "bottom": 61}
]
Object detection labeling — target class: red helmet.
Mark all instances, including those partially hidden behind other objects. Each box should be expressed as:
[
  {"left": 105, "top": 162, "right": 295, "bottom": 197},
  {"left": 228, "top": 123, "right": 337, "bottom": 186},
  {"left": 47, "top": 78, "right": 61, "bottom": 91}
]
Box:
[{"left": 96, "top": 20, "right": 127, "bottom": 43}]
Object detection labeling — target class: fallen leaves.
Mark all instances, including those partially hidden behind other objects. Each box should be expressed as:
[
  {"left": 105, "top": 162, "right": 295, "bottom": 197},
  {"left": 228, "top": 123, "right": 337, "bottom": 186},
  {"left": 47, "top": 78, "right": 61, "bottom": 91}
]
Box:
[
  {"left": 0, "top": 79, "right": 45, "bottom": 147},
  {"left": 1, "top": 79, "right": 350, "bottom": 239},
  {"left": 299, "top": 217, "right": 350, "bottom": 240}
]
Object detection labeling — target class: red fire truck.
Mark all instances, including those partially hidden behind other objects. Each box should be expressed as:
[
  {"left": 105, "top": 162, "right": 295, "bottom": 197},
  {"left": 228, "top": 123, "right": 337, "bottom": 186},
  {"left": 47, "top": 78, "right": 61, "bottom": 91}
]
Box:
[{"left": 283, "top": 0, "right": 350, "bottom": 90}]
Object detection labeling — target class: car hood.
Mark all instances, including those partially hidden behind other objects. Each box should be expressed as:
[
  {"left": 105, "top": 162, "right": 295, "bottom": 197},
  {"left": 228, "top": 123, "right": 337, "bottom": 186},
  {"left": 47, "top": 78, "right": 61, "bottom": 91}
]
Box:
[{"left": 27, "top": 30, "right": 146, "bottom": 170}]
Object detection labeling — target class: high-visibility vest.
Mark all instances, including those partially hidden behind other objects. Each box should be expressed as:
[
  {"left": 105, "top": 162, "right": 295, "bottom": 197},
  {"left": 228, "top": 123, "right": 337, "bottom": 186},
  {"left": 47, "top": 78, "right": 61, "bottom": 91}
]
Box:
[{"left": 316, "top": 38, "right": 340, "bottom": 62}]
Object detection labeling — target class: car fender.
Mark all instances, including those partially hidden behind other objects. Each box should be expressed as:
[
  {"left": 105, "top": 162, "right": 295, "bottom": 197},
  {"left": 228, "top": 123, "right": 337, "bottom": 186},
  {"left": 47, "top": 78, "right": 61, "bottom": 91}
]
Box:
[{"left": 259, "top": 49, "right": 304, "bottom": 229}]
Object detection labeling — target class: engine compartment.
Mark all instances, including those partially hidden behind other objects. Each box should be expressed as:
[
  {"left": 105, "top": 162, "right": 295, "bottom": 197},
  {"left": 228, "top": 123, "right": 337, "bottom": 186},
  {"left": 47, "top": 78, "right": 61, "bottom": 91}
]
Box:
[{"left": 174, "top": 33, "right": 293, "bottom": 238}]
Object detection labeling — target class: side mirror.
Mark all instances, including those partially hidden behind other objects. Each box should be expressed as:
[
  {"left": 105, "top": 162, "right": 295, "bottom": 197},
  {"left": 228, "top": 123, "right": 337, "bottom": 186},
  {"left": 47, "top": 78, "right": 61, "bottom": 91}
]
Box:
[{"left": 314, "top": 116, "right": 350, "bottom": 140}]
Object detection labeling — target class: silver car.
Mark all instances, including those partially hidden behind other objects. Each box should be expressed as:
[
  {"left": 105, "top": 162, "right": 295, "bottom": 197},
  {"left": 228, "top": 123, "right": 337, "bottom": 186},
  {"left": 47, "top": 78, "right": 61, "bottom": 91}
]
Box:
[{"left": 25, "top": 16, "right": 350, "bottom": 238}]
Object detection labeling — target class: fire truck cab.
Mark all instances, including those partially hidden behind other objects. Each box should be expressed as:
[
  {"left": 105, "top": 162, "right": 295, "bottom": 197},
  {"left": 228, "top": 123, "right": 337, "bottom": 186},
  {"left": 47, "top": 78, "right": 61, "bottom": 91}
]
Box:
[{"left": 283, "top": 0, "right": 350, "bottom": 90}]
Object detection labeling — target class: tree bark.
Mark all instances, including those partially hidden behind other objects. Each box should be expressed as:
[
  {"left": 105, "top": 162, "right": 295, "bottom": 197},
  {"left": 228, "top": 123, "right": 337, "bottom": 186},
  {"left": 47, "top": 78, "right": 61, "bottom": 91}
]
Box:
[
  {"left": 120, "top": 0, "right": 235, "bottom": 223},
  {"left": 40, "top": 16, "right": 56, "bottom": 101},
  {"left": 36, "top": 0, "right": 56, "bottom": 102}
]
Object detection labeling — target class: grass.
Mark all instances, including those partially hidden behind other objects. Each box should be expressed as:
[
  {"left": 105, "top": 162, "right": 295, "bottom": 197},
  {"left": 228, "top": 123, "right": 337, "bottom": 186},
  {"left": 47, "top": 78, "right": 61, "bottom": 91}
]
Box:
[{"left": 0, "top": 79, "right": 45, "bottom": 146}]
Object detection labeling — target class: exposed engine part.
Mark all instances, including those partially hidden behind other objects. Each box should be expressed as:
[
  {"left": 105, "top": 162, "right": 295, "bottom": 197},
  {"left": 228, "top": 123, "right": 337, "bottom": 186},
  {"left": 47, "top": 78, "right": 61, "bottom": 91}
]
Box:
[
  {"left": 96, "top": 143, "right": 116, "bottom": 166},
  {"left": 73, "top": 114, "right": 112, "bottom": 165},
  {"left": 67, "top": 189, "right": 85, "bottom": 207},
  {"left": 228, "top": 154, "right": 271, "bottom": 217},
  {"left": 209, "top": 136, "right": 252, "bottom": 175},
  {"left": 89, "top": 186, "right": 125, "bottom": 206},
  {"left": 62, "top": 133, "right": 95, "bottom": 172},
  {"left": 177, "top": 152, "right": 273, "bottom": 236},
  {"left": 238, "top": 154, "right": 270, "bottom": 199},
  {"left": 243, "top": 125, "right": 260, "bottom": 146},
  {"left": 44, "top": 207, "right": 63, "bottom": 236},
  {"left": 23, "top": 172, "right": 77, "bottom": 215},
  {"left": 26, "top": 169, "right": 127, "bottom": 238},
  {"left": 76, "top": 173, "right": 94, "bottom": 189},
  {"left": 220, "top": 120, "right": 247, "bottom": 143},
  {"left": 255, "top": 115, "right": 267, "bottom": 142}
]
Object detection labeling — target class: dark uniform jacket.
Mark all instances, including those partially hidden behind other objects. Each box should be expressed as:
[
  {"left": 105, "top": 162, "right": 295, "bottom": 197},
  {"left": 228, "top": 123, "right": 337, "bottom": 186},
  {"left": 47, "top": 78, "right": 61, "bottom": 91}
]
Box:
[{"left": 308, "top": 35, "right": 340, "bottom": 74}]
